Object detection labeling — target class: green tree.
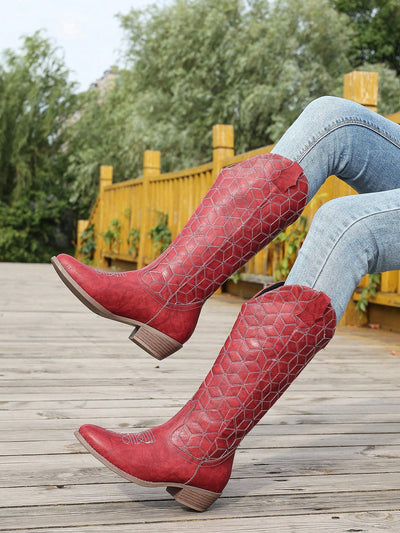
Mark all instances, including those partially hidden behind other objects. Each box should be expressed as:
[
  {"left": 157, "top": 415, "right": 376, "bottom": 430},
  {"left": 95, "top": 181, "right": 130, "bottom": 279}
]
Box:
[
  {"left": 68, "top": 0, "right": 400, "bottom": 220},
  {"left": 0, "top": 32, "right": 77, "bottom": 261},
  {"left": 117, "top": 0, "right": 353, "bottom": 163},
  {"left": 0, "top": 31, "right": 76, "bottom": 200},
  {"left": 331, "top": 0, "right": 400, "bottom": 74},
  {"left": 66, "top": 68, "right": 144, "bottom": 217},
  {"left": 68, "top": 0, "right": 353, "bottom": 196},
  {"left": 0, "top": 192, "right": 70, "bottom": 262}
]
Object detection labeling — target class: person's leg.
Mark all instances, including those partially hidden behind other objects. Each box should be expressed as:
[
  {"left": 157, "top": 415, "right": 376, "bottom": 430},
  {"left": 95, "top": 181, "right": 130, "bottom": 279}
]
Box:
[
  {"left": 53, "top": 97, "right": 400, "bottom": 360},
  {"left": 273, "top": 96, "right": 400, "bottom": 200},
  {"left": 52, "top": 154, "right": 308, "bottom": 359},
  {"left": 75, "top": 282, "right": 336, "bottom": 511},
  {"left": 74, "top": 188, "right": 400, "bottom": 511},
  {"left": 286, "top": 188, "right": 400, "bottom": 320}
]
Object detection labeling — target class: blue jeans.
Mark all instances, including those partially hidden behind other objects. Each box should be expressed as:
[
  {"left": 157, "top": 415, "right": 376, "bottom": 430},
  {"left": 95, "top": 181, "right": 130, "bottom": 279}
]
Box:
[{"left": 272, "top": 96, "right": 400, "bottom": 320}]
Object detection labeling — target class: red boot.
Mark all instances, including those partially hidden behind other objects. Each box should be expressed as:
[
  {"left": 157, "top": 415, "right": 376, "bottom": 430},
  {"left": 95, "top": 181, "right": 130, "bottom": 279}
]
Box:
[
  {"left": 52, "top": 154, "right": 308, "bottom": 359},
  {"left": 75, "top": 284, "right": 336, "bottom": 511}
]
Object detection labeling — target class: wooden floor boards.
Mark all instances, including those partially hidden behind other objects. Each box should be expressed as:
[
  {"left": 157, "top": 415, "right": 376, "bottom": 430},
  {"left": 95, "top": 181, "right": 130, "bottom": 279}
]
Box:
[{"left": 1, "top": 263, "right": 400, "bottom": 532}]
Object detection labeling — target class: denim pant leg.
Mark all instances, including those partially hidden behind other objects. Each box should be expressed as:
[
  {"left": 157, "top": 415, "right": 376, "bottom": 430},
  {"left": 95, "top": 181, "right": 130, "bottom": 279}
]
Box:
[
  {"left": 286, "top": 189, "right": 400, "bottom": 321},
  {"left": 272, "top": 96, "right": 400, "bottom": 200}
]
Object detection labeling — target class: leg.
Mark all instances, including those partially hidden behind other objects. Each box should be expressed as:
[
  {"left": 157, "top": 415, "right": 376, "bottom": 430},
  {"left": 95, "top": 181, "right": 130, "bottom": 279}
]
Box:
[
  {"left": 53, "top": 97, "right": 400, "bottom": 360},
  {"left": 75, "top": 283, "right": 336, "bottom": 511},
  {"left": 286, "top": 188, "right": 400, "bottom": 320},
  {"left": 53, "top": 154, "right": 308, "bottom": 359},
  {"left": 74, "top": 189, "right": 400, "bottom": 511},
  {"left": 273, "top": 96, "right": 400, "bottom": 200}
]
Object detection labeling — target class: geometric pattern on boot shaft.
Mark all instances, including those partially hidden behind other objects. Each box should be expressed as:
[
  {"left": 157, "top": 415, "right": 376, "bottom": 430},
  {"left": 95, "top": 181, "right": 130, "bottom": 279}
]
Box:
[
  {"left": 139, "top": 154, "right": 308, "bottom": 305},
  {"left": 53, "top": 154, "right": 308, "bottom": 356},
  {"left": 169, "top": 285, "right": 336, "bottom": 462},
  {"left": 76, "top": 284, "right": 336, "bottom": 511}
]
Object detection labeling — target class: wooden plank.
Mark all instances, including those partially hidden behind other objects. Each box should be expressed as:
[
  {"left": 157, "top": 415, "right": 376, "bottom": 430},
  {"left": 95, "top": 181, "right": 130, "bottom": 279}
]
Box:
[
  {"left": 354, "top": 290, "right": 400, "bottom": 308},
  {"left": 2, "top": 358, "right": 400, "bottom": 380},
  {"left": 2, "top": 420, "right": 400, "bottom": 436},
  {"left": 3, "top": 393, "right": 400, "bottom": 412},
  {"left": 3, "top": 433, "right": 400, "bottom": 456},
  {"left": 12, "top": 511, "right": 400, "bottom": 533},
  {"left": 2, "top": 472, "right": 400, "bottom": 508},
  {"left": 2, "top": 450, "right": 400, "bottom": 488},
  {"left": 3, "top": 375, "right": 400, "bottom": 389},
  {"left": 1, "top": 492, "right": 400, "bottom": 530}
]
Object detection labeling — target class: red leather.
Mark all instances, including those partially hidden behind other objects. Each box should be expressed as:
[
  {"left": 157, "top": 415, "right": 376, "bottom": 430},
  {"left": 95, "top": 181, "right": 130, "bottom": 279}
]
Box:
[
  {"left": 57, "top": 154, "right": 308, "bottom": 345},
  {"left": 77, "top": 284, "right": 336, "bottom": 497},
  {"left": 79, "top": 404, "right": 235, "bottom": 494}
]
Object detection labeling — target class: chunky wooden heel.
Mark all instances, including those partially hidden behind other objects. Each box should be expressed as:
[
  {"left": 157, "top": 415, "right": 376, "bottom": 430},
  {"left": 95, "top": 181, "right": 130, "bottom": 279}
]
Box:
[
  {"left": 129, "top": 325, "right": 182, "bottom": 360},
  {"left": 166, "top": 485, "right": 221, "bottom": 512}
]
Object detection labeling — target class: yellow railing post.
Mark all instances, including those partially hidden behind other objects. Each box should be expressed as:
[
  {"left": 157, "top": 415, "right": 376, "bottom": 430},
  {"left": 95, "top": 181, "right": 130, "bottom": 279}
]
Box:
[
  {"left": 212, "top": 124, "right": 234, "bottom": 179},
  {"left": 137, "top": 150, "right": 161, "bottom": 268},
  {"left": 381, "top": 271, "right": 398, "bottom": 293},
  {"left": 76, "top": 219, "right": 89, "bottom": 259},
  {"left": 143, "top": 149, "right": 161, "bottom": 178},
  {"left": 97, "top": 165, "right": 113, "bottom": 267},
  {"left": 341, "top": 71, "right": 379, "bottom": 325},
  {"left": 343, "top": 71, "right": 379, "bottom": 112},
  {"left": 212, "top": 125, "right": 234, "bottom": 292}
]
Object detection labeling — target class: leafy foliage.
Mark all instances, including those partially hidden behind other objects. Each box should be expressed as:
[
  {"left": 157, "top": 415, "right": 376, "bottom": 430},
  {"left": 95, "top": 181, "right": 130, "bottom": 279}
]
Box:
[
  {"left": 79, "top": 223, "right": 96, "bottom": 264},
  {"left": 355, "top": 273, "right": 381, "bottom": 316},
  {"left": 229, "top": 271, "right": 241, "bottom": 284},
  {"left": 66, "top": 73, "right": 142, "bottom": 217},
  {"left": 66, "top": 0, "right": 358, "bottom": 199},
  {"left": 331, "top": 0, "right": 400, "bottom": 74},
  {"left": 148, "top": 211, "right": 172, "bottom": 253},
  {"left": 0, "top": 32, "right": 77, "bottom": 261},
  {"left": 116, "top": 0, "right": 353, "bottom": 166},
  {"left": 273, "top": 215, "right": 309, "bottom": 281},
  {"left": 127, "top": 226, "right": 140, "bottom": 257},
  {"left": 1, "top": 2, "right": 400, "bottom": 263},
  {"left": 0, "top": 193, "right": 72, "bottom": 262},
  {"left": 68, "top": 0, "right": 399, "bottom": 202},
  {"left": 0, "top": 31, "right": 76, "bottom": 201},
  {"left": 64, "top": 0, "right": 400, "bottom": 226},
  {"left": 102, "top": 218, "right": 122, "bottom": 253}
]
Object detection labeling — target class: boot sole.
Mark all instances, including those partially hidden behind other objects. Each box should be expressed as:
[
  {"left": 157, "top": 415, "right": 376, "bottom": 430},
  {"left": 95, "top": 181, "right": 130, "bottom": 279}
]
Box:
[
  {"left": 74, "top": 430, "right": 221, "bottom": 512},
  {"left": 51, "top": 257, "right": 182, "bottom": 360}
]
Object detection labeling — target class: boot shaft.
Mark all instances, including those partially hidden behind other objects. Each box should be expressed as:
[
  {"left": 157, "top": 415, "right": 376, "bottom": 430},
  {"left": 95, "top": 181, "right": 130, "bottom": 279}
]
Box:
[
  {"left": 169, "top": 284, "right": 336, "bottom": 462},
  {"left": 75, "top": 284, "right": 336, "bottom": 509},
  {"left": 140, "top": 154, "right": 308, "bottom": 305}
]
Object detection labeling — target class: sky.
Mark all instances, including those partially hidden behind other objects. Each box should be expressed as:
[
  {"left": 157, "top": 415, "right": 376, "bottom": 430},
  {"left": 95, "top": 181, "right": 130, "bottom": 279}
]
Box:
[{"left": 0, "top": 0, "right": 170, "bottom": 92}]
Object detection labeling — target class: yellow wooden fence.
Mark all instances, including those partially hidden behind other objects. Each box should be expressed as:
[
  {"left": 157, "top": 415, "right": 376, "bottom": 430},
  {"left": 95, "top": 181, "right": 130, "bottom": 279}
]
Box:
[{"left": 76, "top": 71, "right": 400, "bottom": 328}]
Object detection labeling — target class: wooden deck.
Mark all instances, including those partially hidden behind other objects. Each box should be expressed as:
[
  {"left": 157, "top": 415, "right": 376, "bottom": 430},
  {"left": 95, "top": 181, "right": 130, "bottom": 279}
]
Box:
[{"left": 1, "top": 262, "right": 400, "bottom": 532}]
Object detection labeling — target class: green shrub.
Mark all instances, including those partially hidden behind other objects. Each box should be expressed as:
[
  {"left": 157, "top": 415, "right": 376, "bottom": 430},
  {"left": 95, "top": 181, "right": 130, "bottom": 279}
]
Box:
[{"left": 0, "top": 193, "right": 72, "bottom": 262}]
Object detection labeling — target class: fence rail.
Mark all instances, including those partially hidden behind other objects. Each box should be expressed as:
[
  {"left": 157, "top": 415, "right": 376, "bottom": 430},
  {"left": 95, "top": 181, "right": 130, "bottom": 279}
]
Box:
[{"left": 76, "top": 71, "right": 400, "bottom": 328}]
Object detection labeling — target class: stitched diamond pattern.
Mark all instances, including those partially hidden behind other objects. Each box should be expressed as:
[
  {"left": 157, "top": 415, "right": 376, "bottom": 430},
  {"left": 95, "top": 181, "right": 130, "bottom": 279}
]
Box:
[
  {"left": 139, "top": 154, "right": 308, "bottom": 305},
  {"left": 169, "top": 285, "right": 336, "bottom": 462}
]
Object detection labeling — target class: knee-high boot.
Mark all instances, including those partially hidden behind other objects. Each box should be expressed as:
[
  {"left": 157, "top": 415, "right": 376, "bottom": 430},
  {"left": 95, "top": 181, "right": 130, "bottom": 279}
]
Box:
[
  {"left": 52, "top": 154, "right": 308, "bottom": 360},
  {"left": 75, "top": 284, "right": 336, "bottom": 511}
]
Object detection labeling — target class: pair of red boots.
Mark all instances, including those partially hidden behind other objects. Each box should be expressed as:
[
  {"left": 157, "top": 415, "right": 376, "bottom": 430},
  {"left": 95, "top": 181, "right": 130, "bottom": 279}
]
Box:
[{"left": 52, "top": 154, "right": 336, "bottom": 511}]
